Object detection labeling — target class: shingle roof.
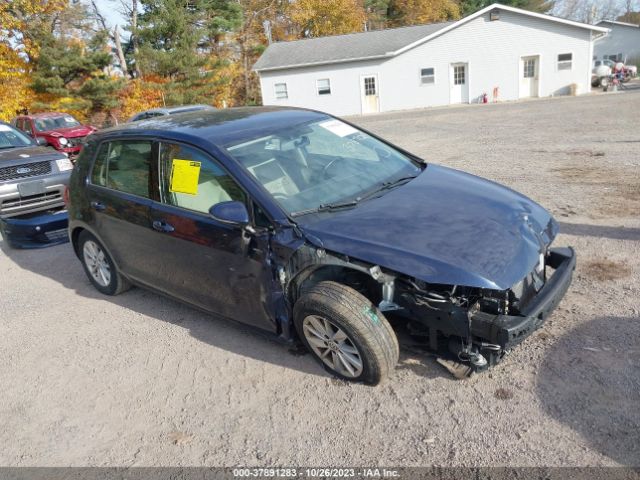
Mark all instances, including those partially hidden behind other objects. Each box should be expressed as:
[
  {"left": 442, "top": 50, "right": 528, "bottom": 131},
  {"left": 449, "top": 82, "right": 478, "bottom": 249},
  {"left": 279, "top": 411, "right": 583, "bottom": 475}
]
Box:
[
  {"left": 253, "top": 22, "right": 455, "bottom": 72},
  {"left": 253, "top": 3, "right": 610, "bottom": 73}
]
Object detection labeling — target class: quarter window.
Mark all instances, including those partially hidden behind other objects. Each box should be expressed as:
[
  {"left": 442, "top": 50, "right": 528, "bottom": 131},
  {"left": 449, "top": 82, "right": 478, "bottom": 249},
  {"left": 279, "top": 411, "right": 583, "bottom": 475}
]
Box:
[
  {"left": 91, "top": 140, "right": 153, "bottom": 198},
  {"left": 420, "top": 68, "right": 435, "bottom": 84},
  {"left": 158, "top": 142, "right": 245, "bottom": 215},
  {"left": 275, "top": 83, "right": 288, "bottom": 99},
  {"left": 317, "top": 78, "right": 331, "bottom": 95},
  {"left": 558, "top": 53, "right": 573, "bottom": 70}
]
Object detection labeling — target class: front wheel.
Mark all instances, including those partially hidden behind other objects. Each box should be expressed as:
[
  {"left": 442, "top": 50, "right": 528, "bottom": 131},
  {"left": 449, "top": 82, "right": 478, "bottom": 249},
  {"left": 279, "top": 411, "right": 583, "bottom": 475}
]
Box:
[{"left": 294, "top": 281, "right": 399, "bottom": 385}]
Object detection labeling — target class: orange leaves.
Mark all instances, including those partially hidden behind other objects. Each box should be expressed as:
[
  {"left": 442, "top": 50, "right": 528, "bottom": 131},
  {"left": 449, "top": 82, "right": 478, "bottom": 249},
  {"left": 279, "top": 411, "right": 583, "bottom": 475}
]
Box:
[
  {"left": 290, "top": 0, "right": 367, "bottom": 37},
  {"left": 118, "top": 79, "right": 166, "bottom": 121},
  {"left": 388, "top": 0, "right": 461, "bottom": 27},
  {"left": 0, "top": 44, "right": 32, "bottom": 122}
]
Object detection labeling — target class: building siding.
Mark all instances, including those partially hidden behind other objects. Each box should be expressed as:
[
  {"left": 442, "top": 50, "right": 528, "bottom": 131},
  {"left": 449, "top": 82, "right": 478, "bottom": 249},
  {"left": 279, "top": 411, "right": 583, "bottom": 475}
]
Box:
[
  {"left": 259, "top": 9, "right": 595, "bottom": 116},
  {"left": 594, "top": 23, "right": 640, "bottom": 64}
]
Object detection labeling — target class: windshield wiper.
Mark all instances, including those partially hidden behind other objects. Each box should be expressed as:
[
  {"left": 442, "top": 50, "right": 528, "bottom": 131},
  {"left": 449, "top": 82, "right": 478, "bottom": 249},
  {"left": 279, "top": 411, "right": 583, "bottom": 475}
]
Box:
[
  {"left": 291, "top": 199, "right": 359, "bottom": 217},
  {"left": 0, "top": 145, "right": 18, "bottom": 150},
  {"left": 359, "top": 174, "right": 419, "bottom": 202}
]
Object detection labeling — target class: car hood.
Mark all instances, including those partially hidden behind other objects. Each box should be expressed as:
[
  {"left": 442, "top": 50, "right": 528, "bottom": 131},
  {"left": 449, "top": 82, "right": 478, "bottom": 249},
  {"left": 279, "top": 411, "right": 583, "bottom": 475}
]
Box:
[
  {"left": 0, "top": 145, "right": 66, "bottom": 167},
  {"left": 296, "top": 165, "right": 557, "bottom": 290},
  {"left": 39, "top": 125, "right": 93, "bottom": 138}
]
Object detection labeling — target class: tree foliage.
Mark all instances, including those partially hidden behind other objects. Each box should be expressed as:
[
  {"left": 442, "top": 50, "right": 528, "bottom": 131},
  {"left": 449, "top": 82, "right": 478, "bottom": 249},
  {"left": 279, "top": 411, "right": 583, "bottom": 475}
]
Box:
[
  {"left": 290, "top": 0, "right": 367, "bottom": 37},
  {"left": 459, "top": 0, "right": 554, "bottom": 16},
  {"left": 387, "top": 0, "right": 461, "bottom": 27}
]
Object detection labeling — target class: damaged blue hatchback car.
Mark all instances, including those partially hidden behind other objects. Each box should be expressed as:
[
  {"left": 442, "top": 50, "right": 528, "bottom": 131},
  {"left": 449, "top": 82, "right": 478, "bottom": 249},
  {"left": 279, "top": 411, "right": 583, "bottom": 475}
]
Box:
[{"left": 68, "top": 107, "right": 575, "bottom": 384}]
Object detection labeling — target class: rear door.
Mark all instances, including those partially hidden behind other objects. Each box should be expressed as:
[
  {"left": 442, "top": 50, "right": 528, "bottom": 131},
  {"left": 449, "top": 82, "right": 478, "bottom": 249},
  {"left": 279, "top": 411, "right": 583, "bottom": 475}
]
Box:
[
  {"left": 87, "top": 138, "right": 160, "bottom": 283},
  {"left": 148, "top": 141, "right": 276, "bottom": 332}
]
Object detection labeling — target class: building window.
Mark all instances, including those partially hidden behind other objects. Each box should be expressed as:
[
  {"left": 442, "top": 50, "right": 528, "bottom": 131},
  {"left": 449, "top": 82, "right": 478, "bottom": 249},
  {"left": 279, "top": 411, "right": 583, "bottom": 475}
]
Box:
[
  {"left": 274, "top": 83, "right": 288, "bottom": 99},
  {"left": 363, "top": 77, "right": 376, "bottom": 95},
  {"left": 523, "top": 59, "right": 536, "bottom": 78},
  {"left": 317, "top": 78, "right": 331, "bottom": 95},
  {"left": 453, "top": 65, "right": 465, "bottom": 85},
  {"left": 558, "top": 53, "right": 572, "bottom": 71},
  {"left": 420, "top": 68, "right": 435, "bottom": 84}
]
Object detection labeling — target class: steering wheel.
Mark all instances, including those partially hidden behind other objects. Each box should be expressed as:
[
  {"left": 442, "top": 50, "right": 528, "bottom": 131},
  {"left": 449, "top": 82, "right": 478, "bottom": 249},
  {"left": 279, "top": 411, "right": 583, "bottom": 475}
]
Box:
[{"left": 322, "top": 156, "right": 346, "bottom": 179}]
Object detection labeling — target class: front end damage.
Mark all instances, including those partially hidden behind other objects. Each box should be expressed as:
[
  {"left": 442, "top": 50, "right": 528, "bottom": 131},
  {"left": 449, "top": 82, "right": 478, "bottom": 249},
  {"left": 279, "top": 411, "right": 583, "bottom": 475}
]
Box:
[
  {"left": 276, "top": 226, "right": 576, "bottom": 375},
  {"left": 393, "top": 247, "right": 576, "bottom": 372}
]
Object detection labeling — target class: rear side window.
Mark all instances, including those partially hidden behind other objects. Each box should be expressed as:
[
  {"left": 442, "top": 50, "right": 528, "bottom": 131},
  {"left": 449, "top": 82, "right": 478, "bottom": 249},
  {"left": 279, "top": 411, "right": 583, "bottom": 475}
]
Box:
[{"left": 91, "top": 140, "right": 153, "bottom": 198}]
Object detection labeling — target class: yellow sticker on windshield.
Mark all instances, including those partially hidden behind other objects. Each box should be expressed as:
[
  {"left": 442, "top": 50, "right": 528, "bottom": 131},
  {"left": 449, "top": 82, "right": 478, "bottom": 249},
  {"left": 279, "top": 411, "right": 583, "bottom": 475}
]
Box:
[{"left": 170, "top": 159, "right": 201, "bottom": 195}]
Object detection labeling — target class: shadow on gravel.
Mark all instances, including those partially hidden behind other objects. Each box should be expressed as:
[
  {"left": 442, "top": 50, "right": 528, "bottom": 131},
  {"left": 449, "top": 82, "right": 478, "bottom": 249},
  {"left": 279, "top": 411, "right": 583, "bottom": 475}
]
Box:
[
  {"left": 537, "top": 316, "right": 640, "bottom": 466},
  {"left": 559, "top": 222, "right": 640, "bottom": 241},
  {"left": 1, "top": 240, "right": 447, "bottom": 382}
]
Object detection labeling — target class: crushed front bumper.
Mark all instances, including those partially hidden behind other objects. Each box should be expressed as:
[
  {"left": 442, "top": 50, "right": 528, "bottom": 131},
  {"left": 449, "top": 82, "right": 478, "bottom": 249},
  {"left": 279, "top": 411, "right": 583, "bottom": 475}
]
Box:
[
  {"left": 471, "top": 247, "right": 576, "bottom": 350},
  {"left": 0, "top": 209, "right": 69, "bottom": 249}
]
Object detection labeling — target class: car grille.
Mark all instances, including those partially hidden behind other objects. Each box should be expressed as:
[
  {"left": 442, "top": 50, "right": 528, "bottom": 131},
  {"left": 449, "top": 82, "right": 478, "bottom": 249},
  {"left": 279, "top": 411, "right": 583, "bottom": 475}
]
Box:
[
  {"left": 0, "top": 161, "right": 52, "bottom": 182},
  {"left": 67, "top": 136, "right": 86, "bottom": 147},
  {"left": 1, "top": 191, "right": 62, "bottom": 210}
]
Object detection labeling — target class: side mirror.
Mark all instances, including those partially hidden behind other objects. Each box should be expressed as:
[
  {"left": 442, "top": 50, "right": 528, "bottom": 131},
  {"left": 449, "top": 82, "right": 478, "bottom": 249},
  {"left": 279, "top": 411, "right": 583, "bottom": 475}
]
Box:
[
  {"left": 209, "top": 201, "right": 250, "bottom": 226},
  {"left": 35, "top": 137, "right": 47, "bottom": 146}
]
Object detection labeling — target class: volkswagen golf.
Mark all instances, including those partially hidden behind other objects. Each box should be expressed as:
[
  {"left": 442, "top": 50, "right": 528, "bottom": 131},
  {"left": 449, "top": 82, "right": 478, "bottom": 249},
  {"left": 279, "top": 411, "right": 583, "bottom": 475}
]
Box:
[{"left": 68, "top": 107, "right": 575, "bottom": 384}]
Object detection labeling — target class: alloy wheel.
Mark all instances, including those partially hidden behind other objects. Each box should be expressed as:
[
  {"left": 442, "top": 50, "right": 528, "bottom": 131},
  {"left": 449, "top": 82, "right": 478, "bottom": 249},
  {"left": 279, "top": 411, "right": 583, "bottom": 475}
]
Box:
[
  {"left": 302, "top": 315, "right": 363, "bottom": 378},
  {"left": 83, "top": 240, "right": 111, "bottom": 287}
]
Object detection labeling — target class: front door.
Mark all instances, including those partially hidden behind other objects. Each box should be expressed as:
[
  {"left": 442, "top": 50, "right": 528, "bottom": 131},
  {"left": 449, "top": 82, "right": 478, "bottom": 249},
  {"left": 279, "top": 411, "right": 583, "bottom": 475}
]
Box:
[
  {"left": 361, "top": 75, "right": 379, "bottom": 114},
  {"left": 520, "top": 56, "right": 539, "bottom": 98},
  {"left": 450, "top": 63, "right": 469, "bottom": 104},
  {"left": 148, "top": 141, "right": 276, "bottom": 332}
]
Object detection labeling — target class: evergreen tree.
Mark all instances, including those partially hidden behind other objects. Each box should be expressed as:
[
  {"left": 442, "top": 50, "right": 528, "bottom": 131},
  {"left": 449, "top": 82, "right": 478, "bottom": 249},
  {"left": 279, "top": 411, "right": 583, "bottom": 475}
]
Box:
[{"left": 134, "top": 0, "right": 242, "bottom": 105}]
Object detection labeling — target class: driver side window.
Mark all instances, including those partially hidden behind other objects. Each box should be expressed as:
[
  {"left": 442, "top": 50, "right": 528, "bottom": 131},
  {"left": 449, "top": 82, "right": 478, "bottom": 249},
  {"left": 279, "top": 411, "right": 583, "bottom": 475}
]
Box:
[{"left": 158, "top": 142, "right": 246, "bottom": 214}]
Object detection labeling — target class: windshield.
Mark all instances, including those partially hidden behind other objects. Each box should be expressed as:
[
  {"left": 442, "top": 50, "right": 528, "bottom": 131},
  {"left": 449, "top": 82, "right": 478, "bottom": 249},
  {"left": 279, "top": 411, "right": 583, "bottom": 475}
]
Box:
[
  {"left": 226, "top": 118, "right": 421, "bottom": 216},
  {"left": 0, "top": 124, "right": 34, "bottom": 149},
  {"left": 34, "top": 115, "right": 81, "bottom": 132}
]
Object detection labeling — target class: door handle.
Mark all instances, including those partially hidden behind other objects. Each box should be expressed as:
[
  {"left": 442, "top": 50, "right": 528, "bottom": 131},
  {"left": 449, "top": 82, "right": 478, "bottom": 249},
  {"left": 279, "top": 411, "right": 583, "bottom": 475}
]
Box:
[
  {"left": 90, "top": 201, "right": 106, "bottom": 211},
  {"left": 152, "top": 220, "right": 175, "bottom": 233}
]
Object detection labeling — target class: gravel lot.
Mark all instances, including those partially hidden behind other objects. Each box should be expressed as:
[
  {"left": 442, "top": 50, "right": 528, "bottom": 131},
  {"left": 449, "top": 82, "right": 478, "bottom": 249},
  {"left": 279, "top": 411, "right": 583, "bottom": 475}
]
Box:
[{"left": 1, "top": 88, "right": 639, "bottom": 467}]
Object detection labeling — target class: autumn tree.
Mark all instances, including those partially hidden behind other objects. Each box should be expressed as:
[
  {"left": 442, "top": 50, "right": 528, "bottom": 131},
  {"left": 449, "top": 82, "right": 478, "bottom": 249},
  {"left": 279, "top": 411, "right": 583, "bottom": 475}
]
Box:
[
  {"left": 290, "top": 0, "right": 367, "bottom": 37},
  {"left": 459, "top": 0, "right": 554, "bottom": 16},
  {"left": 387, "top": 0, "right": 461, "bottom": 27}
]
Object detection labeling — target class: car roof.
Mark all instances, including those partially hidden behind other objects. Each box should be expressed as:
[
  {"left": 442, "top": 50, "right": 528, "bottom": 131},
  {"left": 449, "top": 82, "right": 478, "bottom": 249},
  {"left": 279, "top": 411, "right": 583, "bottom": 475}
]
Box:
[
  {"left": 98, "top": 107, "right": 329, "bottom": 147},
  {"left": 138, "top": 105, "right": 215, "bottom": 115}
]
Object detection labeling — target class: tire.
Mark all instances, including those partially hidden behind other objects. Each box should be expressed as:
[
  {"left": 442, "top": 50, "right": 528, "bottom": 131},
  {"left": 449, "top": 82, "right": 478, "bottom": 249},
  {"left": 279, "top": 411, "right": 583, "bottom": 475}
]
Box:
[
  {"left": 293, "top": 281, "right": 399, "bottom": 385},
  {"left": 600, "top": 77, "right": 609, "bottom": 89},
  {"left": 78, "top": 230, "right": 130, "bottom": 296}
]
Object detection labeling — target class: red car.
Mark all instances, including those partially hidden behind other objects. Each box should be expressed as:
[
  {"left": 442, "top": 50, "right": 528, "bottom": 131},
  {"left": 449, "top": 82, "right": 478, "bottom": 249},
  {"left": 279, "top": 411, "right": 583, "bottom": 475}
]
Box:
[{"left": 12, "top": 113, "right": 96, "bottom": 157}]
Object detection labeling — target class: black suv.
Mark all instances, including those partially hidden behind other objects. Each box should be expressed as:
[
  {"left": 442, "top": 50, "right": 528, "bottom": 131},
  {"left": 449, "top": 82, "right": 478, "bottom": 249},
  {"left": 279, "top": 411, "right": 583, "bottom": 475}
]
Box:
[{"left": 68, "top": 108, "right": 575, "bottom": 384}]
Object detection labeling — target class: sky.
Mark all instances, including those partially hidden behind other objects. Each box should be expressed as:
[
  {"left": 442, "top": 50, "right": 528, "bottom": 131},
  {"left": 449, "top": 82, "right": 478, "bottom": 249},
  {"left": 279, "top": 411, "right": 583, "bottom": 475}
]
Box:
[{"left": 91, "top": 0, "right": 128, "bottom": 30}]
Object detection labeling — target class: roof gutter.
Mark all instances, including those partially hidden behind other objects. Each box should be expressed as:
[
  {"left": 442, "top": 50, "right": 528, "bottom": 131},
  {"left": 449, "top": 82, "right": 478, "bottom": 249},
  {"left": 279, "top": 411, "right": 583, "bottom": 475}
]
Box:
[{"left": 253, "top": 53, "right": 393, "bottom": 73}]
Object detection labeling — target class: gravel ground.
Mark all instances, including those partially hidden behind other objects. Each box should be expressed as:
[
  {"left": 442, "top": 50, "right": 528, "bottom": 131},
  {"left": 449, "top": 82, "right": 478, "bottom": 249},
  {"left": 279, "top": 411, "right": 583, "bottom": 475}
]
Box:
[{"left": 1, "top": 88, "right": 639, "bottom": 467}]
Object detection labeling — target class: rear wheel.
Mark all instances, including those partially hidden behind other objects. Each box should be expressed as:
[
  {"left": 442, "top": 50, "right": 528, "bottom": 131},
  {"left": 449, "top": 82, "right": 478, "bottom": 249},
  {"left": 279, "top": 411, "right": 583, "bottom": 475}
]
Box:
[
  {"left": 78, "top": 231, "right": 130, "bottom": 296},
  {"left": 294, "top": 281, "right": 399, "bottom": 385}
]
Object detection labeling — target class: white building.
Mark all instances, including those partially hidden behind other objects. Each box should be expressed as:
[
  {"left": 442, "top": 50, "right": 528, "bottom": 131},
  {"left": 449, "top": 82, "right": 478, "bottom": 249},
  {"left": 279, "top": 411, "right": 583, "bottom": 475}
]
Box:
[
  {"left": 254, "top": 3, "right": 609, "bottom": 116},
  {"left": 594, "top": 20, "right": 640, "bottom": 64}
]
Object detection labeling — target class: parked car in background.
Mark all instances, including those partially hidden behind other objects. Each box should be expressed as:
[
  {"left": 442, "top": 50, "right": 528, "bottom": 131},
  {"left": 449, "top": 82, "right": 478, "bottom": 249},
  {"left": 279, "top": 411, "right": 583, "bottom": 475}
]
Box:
[
  {"left": 11, "top": 112, "right": 96, "bottom": 158},
  {"left": 128, "top": 104, "right": 216, "bottom": 122},
  {"left": 68, "top": 107, "right": 575, "bottom": 384},
  {"left": 592, "top": 60, "right": 613, "bottom": 88},
  {"left": 0, "top": 121, "right": 72, "bottom": 248}
]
